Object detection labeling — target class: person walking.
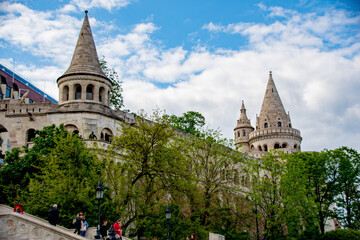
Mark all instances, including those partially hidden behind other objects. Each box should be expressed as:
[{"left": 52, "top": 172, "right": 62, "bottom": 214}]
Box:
[
  {"left": 73, "top": 212, "right": 83, "bottom": 235},
  {"left": 80, "top": 216, "right": 88, "bottom": 236},
  {"left": 113, "top": 219, "right": 122, "bottom": 239},
  {"left": 48, "top": 204, "right": 59, "bottom": 226},
  {"left": 100, "top": 219, "right": 108, "bottom": 239}
]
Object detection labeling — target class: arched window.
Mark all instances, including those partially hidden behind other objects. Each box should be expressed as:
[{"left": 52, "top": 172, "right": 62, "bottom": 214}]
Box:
[
  {"left": 277, "top": 122, "right": 281, "bottom": 127},
  {"left": 258, "top": 145, "right": 262, "bottom": 151},
  {"left": 99, "top": 87, "right": 105, "bottom": 103},
  {"left": 241, "top": 170, "right": 249, "bottom": 187},
  {"left": 243, "top": 130, "right": 246, "bottom": 137},
  {"left": 234, "top": 170, "right": 239, "bottom": 185},
  {"left": 101, "top": 128, "right": 113, "bottom": 142},
  {"left": 86, "top": 84, "right": 94, "bottom": 100},
  {"left": 0, "top": 75, "right": 6, "bottom": 84},
  {"left": 237, "top": 131, "right": 240, "bottom": 137},
  {"left": 63, "top": 86, "right": 69, "bottom": 101},
  {"left": 282, "top": 143, "right": 288, "bottom": 148},
  {"left": 65, "top": 124, "right": 79, "bottom": 134},
  {"left": 274, "top": 143, "right": 280, "bottom": 149},
  {"left": 264, "top": 144, "right": 268, "bottom": 152},
  {"left": 294, "top": 144, "right": 298, "bottom": 149},
  {"left": 251, "top": 145, "right": 255, "bottom": 150},
  {"left": 74, "top": 84, "right": 82, "bottom": 100},
  {"left": 264, "top": 123, "right": 268, "bottom": 128},
  {"left": 289, "top": 123, "right": 292, "bottom": 128},
  {"left": 26, "top": 129, "right": 36, "bottom": 142},
  {"left": 13, "top": 83, "right": 19, "bottom": 98}
]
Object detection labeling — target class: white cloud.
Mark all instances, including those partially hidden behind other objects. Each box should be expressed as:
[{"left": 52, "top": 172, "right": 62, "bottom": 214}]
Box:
[
  {"left": 204, "top": 5, "right": 360, "bottom": 50},
  {"left": 58, "top": 4, "right": 78, "bottom": 13},
  {"left": 111, "top": 6, "right": 360, "bottom": 152},
  {"left": 70, "top": 0, "right": 132, "bottom": 11},
  {"left": 0, "top": 2, "right": 81, "bottom": 66},
  {"left": 0, "top": 2, "right": 359, "bottom": 153}
]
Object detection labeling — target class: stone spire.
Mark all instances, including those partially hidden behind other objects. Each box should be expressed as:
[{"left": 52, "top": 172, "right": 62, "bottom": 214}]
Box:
[
  {"left": 238, "top": 100, "right": 252, "bottom": 126},
  {"left": 57, "top": 11, "right": 112, "bottom": 107},
  {"left": 234, "top": 100, "right": 254, "bottom": 152},
  {"left": 58, "top": 11, "right": 108, "bottom": 81},
  {"left": 257, "top": 71, "right": 289, "bottom": 129}
]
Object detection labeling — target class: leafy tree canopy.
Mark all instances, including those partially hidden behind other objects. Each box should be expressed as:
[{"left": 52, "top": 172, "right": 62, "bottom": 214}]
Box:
[
  {"left": 99, "top": 57, "right": 124, "bottom": 110},
  {"left": 169, "top": 111, "right": 205, "bottom": 137}
]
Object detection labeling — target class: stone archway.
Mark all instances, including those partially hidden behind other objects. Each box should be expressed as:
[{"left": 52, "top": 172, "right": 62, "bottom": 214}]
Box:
[{"left": 0, "top": 124, "right": 9, "bottom": 161}]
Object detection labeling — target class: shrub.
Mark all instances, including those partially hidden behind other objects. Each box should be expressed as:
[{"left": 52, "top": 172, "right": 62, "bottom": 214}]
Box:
[{"left": 320, "top": 229, "right": 360, "bottom": 240}]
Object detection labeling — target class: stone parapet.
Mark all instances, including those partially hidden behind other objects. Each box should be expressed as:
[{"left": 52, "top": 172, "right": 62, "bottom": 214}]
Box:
[
  {"left": 249, "top": 128, "right": 301, "bottom": 142},
  {"left": 0, "top": 204, "right": 132, "bottom": 240},
  {"left": 0, "top": 204, "right": 86, "bottom": 240}
]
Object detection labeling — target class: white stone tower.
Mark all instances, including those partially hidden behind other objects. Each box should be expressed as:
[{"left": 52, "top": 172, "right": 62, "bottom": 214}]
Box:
[
  {"left": 235, "top": 71, "right": 302, "bottom": 158},
  {"left": 57, "top": 11, "right": 112, "bottom": 107}
]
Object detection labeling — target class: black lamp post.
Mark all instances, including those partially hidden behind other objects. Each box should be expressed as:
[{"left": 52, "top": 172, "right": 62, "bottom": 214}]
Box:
[
  {"left": 165, "top": 204, "right": 171, "bottom": 240},
  {"left": 94, "top": 180, "right": 104, "bottom": 239}
]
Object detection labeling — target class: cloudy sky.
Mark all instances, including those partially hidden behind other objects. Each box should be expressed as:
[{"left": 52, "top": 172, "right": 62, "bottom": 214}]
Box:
[{"left": 0, "top": 0, "right": 359, "bottom": 152}]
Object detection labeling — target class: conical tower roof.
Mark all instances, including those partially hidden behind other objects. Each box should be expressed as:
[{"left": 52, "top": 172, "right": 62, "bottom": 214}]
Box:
[
  {"left": 240, "top": 100, "right": 249, "bottom": 121},
  {"left": 235, "top": 100, "right": 254, "bottom": 130},
  {"left": 258, "top": 71, "right": 287, "bottom": 124},
  {"left": 58, "top": 11, "right": 108, "bottom": 81}
]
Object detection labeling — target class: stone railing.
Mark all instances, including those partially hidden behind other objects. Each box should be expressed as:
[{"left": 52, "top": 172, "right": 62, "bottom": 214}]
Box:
[
  {"left": 0, "top": 204, "right": 87, "bottom": 240},
  {"left": 0, "top": 204, "right": 132, "bottom": 240},
  {"left": 249, "top": 128, "right": 301, "bottom": 139}
]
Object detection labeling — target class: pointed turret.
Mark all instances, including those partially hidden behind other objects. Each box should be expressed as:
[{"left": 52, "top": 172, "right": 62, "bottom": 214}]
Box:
[
  {"left": 244, "top": 71, "right": 302, "bottom": 158},
  {"left": 57, "top": 11, "right": 112, "bottom": 107},
  {"left": 239, "top": 101, "right": 248, "bottom": 121},
  {"left": 58, "top": 11, "right": 108, "bottom": 80},
  {"left": 256, "top": 71, "right": 289, "bottom": 129},
  {"left": 234, "top": 100, "right": 254, "bottom": 153}
]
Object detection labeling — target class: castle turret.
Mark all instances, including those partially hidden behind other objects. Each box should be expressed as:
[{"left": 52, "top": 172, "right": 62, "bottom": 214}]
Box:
[
  {"left": 57, "top": 11, "right": 112, "bottom": 107},
  {"left": 235, "top": 72, "right": 302, "bottom": 158},
  {"left": 234, "top": 101, "right": 254, "bottom": 153},
  {"left": 256, "top": 71, "right": 289, "bottom": 131},
  {"left": 248, "top": 71, "right": 302, "bottom": 157}
]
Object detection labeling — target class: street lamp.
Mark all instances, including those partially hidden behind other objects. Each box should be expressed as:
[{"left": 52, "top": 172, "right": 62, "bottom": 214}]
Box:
[
  {"left": 94, "top": 180, "right": 104, "bottom": 239},
  {"left": 165, "top": 204, "right": 171, "bottom": 240}
]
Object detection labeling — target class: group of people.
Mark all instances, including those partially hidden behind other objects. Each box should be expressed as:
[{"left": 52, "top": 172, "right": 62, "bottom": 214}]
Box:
[
  {"left": 100, "top": 218, "right": 122, "bottom": 239},
  {"left": 73, "top": 211, "right": 89, "bottom": 236}
]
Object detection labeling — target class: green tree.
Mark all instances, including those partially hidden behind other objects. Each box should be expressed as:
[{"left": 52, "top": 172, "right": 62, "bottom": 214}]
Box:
[
  {"left": 281, "top": 152, "right": 320, "bottom": 239},
  {"left": 99, "top": 57, "right": 124, "bottom": 110},
  {"left": 0, "top": 124, "right": 68, "bottom": 204},
  {"left": 100, "top": 109, "right": 190, "bottom": 239},
  {"left": 24, "top": 132, "right": 101, "bottom": 228},
  {"left": 169, "top": 111, "right": 205, "bottom": 137},
  {"left": 283, "top": 150, "right": 341, "bottom": 236},
  {"left": 247, "top": 151, "right": 287, "bottom": 240},
  {"left": 333, "top": 147, "right": 360, "bottom": 230},
  {"left": 180, "top": 127, "right": 247, "bottom": 238},
  {"left": 301, "top": 150, "right": 339, "bottom": 235}
]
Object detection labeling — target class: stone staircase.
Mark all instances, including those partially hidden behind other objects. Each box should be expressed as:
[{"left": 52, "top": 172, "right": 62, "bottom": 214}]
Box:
[{"left": 0, "top": 204, "right": 88, "bottom": 240}]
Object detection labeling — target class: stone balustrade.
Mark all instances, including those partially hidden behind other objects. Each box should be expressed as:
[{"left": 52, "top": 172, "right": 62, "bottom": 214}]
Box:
[
  {"left": 249, "top": 128, "right": 301, "bottom": 139},
  {"left": 0, "top": 204, "right": 87, "bottom": 240},
  {"left": 0, "top": 204, "right": 131, "bottom": 240}
]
